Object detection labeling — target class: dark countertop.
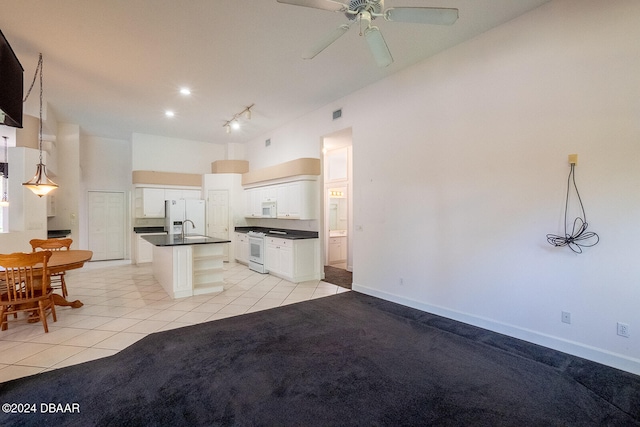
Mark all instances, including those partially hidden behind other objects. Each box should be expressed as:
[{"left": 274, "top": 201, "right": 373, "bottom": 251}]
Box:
[
  {"left": 48, "top": 229, "right": 71, "bottom": 238},
  {"left": 142, "top": 234, "right": 231, "bottom": 247},
  {"left": 234, "top": 226, "right": 318, "bottom": 240},
  {"left": 134, "top": 227, "right": 166, "bottom": 233}
]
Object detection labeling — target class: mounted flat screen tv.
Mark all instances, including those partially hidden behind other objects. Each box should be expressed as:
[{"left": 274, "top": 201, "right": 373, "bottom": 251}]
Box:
[{"left": 0, "top": 29, "right": 24, "bottom": 128}]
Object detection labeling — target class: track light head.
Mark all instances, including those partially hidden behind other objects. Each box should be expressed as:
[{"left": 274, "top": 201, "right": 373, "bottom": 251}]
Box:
[{"left": 222, "top": 103, "right": 255, "bottom": 134}]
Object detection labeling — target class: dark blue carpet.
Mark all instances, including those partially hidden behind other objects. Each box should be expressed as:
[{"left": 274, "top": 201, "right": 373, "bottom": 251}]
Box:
[{"left": 1, "top": 292, "right": 638, "bottom": 426}]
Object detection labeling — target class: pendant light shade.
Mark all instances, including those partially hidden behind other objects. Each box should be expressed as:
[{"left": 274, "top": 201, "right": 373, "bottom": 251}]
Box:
[
  {"left": 22, "top": 162, "right": 58, "bottom": 197},
  {"left": 22, "top": 53, "right": 59, "bottom": 197}
]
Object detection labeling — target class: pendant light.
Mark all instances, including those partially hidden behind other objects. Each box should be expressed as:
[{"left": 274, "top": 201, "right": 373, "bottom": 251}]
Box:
[
  {"left": 22, "top": 53, "right": 58, "bottom": 197},
  {"left": 0, "top": 136, "right": 8, "bottom": 206}
]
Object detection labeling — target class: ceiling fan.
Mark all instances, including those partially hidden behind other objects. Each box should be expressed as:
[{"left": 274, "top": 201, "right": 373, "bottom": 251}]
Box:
[{"left": 277, "top": 0, "right": 459, "bottom": 67}]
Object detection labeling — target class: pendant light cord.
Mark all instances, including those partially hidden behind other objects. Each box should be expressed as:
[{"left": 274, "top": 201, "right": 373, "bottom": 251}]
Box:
[
  {"left": 546, "top": 164, "right": 599, "bottom": 253},
  {"left": 2, "top": 136, "right": 7, "bottom": 166},
  {"left": 22, "top": 53, "right": 44, "bottom": 163}
]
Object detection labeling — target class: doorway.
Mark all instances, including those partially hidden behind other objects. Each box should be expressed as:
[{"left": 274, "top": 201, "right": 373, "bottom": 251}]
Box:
[
  {"left": 322, "top": 128, "right": 352, "bottom": 274},
  {"left": 87, "top": 191, "right": 125, "bottom": 261}
]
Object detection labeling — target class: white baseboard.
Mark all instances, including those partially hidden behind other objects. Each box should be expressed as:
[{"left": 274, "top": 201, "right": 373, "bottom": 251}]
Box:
[{"left": 352, "top": 283, "right": 640, "bottom": 376}]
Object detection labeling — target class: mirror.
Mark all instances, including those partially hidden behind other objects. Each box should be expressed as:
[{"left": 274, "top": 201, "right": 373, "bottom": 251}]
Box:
[{"left": 328, "top": 188, "right": 347, "bottom": 232}]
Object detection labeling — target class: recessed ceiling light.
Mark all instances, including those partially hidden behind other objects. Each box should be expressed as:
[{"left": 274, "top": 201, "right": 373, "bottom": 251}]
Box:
[
  {"left": 179, "top": 87, "right": 191, "bottom": 96},
  {"left": 165, "top": 110, "right": 175, "bottom": 118}
]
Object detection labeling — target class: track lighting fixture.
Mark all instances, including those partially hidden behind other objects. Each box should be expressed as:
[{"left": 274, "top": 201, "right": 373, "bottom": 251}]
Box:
[{"left": 222, "top": 104, "right": 254, "bottom": 134}]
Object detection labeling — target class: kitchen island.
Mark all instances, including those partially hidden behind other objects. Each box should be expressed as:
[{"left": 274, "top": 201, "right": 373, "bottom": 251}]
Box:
[{"left": 142, "top": 234, "right": 231, "bottom": 299}]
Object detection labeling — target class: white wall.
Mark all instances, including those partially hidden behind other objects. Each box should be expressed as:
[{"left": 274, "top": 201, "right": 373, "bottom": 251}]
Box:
[
  {"left": 244, "top": 0, "right": 640, "bottom": 374},
  {"left": 79, "top": 135, "right": 132, "bottom": 255},
  {"left": 132, "top": 133, "right": 226, "bottom": 173},
  {"left": 46, "top": 124, "right": 80, "bottom": 246},
  {"left": 0, "top": 147, "right": 47, "bottom": 253}
]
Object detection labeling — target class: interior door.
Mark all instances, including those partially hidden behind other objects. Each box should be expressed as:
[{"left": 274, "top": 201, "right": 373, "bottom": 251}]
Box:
[
  {"left": 207, "top": 189, "right": 229, "bottom": 261},
  {"left": 88, "top": 191, "right": 125, "bottom": 261}
]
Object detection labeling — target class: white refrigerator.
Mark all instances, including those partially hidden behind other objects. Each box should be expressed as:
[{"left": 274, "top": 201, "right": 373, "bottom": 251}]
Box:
[{"left": 164, "top": 199, "right": 206, "bottom": 235}]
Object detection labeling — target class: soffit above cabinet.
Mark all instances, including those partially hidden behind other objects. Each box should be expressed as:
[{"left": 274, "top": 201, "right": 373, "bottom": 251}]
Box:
[
  {"left": 211, "top": 160, "right": 249, "bottom": 174},
  {"left": 242, "top": 158, "right": 320, "bottom": 186},
  {"left": 132, "top": 170, "right": 202, "bottom": 187}
]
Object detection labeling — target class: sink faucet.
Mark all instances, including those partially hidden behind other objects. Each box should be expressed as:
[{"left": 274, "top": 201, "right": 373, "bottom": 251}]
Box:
[{"left": 181, "top": 219, "right": 195, "bottom": 239}]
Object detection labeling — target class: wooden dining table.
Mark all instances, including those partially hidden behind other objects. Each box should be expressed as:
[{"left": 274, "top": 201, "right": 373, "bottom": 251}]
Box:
[
  {"left": 0, "top": 249, "right": 92, "bottom": 328},
  {"left": 42, "top": 250, "right": 93, "bottom": 308}
]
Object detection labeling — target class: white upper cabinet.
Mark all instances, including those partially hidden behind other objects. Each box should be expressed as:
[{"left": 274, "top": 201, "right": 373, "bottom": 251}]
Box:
[
  {"left": 134, "top": 188, "right": 165, "bottom": 218},
  {"left": 134, "top": 187, "right": 203, "bottom": 218},
  {"left": 244, "top": 179, "right": 317, "bottom": 220},
  {"left": 244, "top": 188, "right": 262, "bottom": 218},
  {"left": 165, "top": 189, "right": 201, "bottom": 200},
  {"left": 276, "top": 181, "right": 316, "bottom": 220}
]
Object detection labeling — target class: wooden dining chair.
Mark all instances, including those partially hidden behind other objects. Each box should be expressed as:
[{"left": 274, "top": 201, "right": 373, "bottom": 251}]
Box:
[
  {"left": 30, "top": 238, "right": 72, "bottom": 297},
  {"left": 0, "top": 251, "right": 57, "bottom": 333}
]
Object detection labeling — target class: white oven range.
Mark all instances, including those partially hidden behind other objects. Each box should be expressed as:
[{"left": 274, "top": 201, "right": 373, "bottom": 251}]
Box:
[{"left": 247, "top": 231, "right": 268, "bottom": 273}]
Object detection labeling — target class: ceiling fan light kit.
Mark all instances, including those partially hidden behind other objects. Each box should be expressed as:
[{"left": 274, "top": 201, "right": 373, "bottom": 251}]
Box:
[{"left": 277, "top": 0, "right": 459, "bottom": 67}]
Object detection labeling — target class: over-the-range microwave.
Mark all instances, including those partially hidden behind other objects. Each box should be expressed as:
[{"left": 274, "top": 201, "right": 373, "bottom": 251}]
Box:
[{"left": 262, "top": 199, "right": 277, "bottom": 218}]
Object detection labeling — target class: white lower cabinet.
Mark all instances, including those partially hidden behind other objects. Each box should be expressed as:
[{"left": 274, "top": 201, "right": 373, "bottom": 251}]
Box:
[
  {"left": 328, "top": 236, "right": 347, "bottom": 264},
  {"left": 234, "top": 232, "right": 249, "bottom": 264},
  {"left": 265, "top": 237, "right": 319, "bottom": 283},
  {"left": 266, "top": 237, "right": 293, "bottom": 278},
  {"left": 153, "top": 243, "right": 225, "bottom": 299},
  {"left": 136, "top": 232, "right": 166, "bottom": 264}
]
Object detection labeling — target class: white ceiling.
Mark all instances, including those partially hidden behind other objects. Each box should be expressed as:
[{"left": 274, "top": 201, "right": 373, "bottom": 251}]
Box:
[{"left": 1, "top": 0, "right": 550, "bottom": 143}]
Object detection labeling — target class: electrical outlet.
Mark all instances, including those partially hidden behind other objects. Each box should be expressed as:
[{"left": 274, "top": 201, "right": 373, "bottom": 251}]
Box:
[
  {"left": 568, "top": 154, "right": 578, "bottom": 165},
  {"left": 561, "top": 311, "right": 571, "bottom": 324},
  {"left": 617, "top": 322, "right": 630, "bottom": 338}
]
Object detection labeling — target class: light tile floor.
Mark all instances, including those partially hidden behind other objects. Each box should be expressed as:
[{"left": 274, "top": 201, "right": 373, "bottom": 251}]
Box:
[{"left": 0, "top": 260, "right": 349, "bottom": 383}]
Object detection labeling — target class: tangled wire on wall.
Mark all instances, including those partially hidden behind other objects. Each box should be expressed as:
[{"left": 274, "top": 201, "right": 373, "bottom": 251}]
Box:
[{"left": 546, "top": 163, "right": 599, "bottom": 254}]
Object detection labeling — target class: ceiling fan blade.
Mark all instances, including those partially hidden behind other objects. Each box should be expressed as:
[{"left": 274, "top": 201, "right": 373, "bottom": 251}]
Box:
[
  {"left": 385, "top": 7, "right": 459, "bottom": 25},
  {"left": 364, "top": 26, "right": 393, "bottom": 68},
  {"left": 303, "top": 23, "right": 351, "bottom": 59},
  {"left": 276, "top": 0, "right": 348, "bottom": 13}
]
